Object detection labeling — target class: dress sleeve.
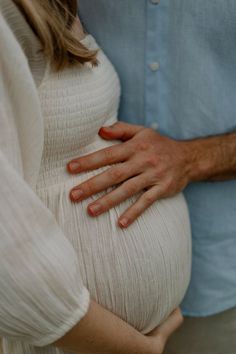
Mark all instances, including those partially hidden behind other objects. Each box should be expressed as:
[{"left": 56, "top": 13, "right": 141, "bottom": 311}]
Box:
[
  {"left": 0, "top": 8, "right": 90, "bottom": 347},
  {"left": 0, "top": 149, "right": 90, "bottom": 347}
]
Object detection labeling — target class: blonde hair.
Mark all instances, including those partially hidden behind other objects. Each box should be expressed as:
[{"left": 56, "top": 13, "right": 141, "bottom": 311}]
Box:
[{"left": 13, "top": 0, "right": 98, "bottom": 70}]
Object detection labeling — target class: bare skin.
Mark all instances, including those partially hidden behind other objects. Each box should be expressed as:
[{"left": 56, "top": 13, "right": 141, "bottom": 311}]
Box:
[
  {"left": 54, "top": 300, "right": 183, "bottom": 354},
  {"left": 68, "top": 122, "right": 236, "bottom": 228}
]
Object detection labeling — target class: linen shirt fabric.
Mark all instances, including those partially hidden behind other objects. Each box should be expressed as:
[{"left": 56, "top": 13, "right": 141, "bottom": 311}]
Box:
[{"left": 79, "top": 0, "right": 236, "bottom": 316}]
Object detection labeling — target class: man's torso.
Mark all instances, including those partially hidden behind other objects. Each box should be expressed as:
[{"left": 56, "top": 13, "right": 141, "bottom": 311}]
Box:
[{"left": 79, "top": 0, "right": 236, "bottom": 316}]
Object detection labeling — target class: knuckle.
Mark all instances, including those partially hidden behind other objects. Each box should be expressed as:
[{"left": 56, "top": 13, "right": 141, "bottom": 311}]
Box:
[
  {"left": 136, "top": 141, "right": 149, "bottom": 151},
  {"left": 163, "top": 178, "right": 175, "bottom": 193},
  {"left": 104, "top": 148, "right": 115, "bottom": 161},
  {"left": 145, "top": 155, "right": 158, "bottom": 168},
  {"left": 152, "top": 171, "right": 161, "bottom": 183},
  {"left": 143, "top": 193, "right": 155, "bottom": 206},
  {"left": 109, "top": 167, "right": 124, "bottom": 182},
  {"left": 124, "top": 182, "right": 139, "bottom": 196},
  {"left": 145, "top": 127, "right": 157, "bottom": 138},
  {"left": 146, "top": 127, "right": 154, "bottom": 134},
  {"left": 84, "top": 181, "right": 94, "bottom": 195}
]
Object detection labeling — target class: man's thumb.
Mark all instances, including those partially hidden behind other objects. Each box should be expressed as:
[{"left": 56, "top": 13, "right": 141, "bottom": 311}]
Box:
[{"left": 99, "top": 122, "right": 143, "bottom": 141}]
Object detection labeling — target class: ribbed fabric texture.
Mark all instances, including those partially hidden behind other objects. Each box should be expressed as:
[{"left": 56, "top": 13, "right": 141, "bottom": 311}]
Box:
[
  {"left": 37, "top": 34, "right": 191, "bottom": 352},
  {"left": 0, "top": 1, "right": 191, "bottom": 353}
]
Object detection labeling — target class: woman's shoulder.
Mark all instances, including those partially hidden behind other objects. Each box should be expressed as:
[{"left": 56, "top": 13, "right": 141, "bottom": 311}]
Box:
[
  {"left": 0, "top": 0, "right": 36, "bottom": 50},
  {"left": 0, "top": 0, "right": 46, "bottom": 87},
  {"left": 0, "top": 8, "right": 44, "bottom": 186}
]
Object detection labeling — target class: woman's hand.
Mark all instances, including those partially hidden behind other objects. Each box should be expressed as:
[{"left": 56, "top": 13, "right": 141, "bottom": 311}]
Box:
[
  {"left": 146, "top": 308, "right": 183, "bottom": 354},
  {"left": 68, "top": 122, "right": 191, "bottom": 227}
]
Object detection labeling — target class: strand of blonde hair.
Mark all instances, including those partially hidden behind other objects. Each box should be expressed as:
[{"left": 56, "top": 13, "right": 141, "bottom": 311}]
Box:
[{"left": 13, "top": 0, "right": 98, "bottom": 70}]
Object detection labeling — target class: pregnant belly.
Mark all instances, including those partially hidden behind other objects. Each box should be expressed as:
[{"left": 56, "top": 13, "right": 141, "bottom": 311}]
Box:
[{"left": 36, "top": 145, "right": 191, "bottom": 334}]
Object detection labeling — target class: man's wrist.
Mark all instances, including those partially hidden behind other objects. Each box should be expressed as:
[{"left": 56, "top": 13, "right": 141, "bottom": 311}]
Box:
[
  {"left": 181, "top": 139, "right": 212, "bottom": 183},
  {"left": 181, "top": 132, "right": 236, "bottom": 183}
]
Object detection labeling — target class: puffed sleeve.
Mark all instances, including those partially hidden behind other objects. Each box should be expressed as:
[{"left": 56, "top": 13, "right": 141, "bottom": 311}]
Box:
[{"left": 0, "top": 149, "right": 90, "bottom": 347}]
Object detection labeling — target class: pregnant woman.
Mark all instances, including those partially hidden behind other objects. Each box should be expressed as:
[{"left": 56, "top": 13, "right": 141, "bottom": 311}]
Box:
[{"left": 0, "top": 0, "right": 191, "bottom": 353}]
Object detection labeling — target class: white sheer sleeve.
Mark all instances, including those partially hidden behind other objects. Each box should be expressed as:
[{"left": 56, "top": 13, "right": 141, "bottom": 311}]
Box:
[
  {"left": 0, "top": 149, "right": 90, "bottom": 347},
  {"left": 0, "top": 8, "right": 90, "bottom": 348}
]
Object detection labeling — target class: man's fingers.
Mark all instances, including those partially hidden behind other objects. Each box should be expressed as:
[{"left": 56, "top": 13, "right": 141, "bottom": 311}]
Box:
[
  {"left": 118, "top": 186, "right": 163, "bottom": 228},
  {"left": 99, "top": 121, "right": 144, "bottom": 141},
  {"left": 87, "top": 176, "right": 147, "bottom": 217},
  {"left": 70, "top": 162, "right": 142, "bottom": 202},
  {"left": 67, "top": 143, "right": 129, "bottom": 174}
]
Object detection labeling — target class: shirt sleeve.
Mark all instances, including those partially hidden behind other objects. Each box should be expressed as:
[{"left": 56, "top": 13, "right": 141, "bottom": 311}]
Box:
[{"left": 0, "top": 149, "right": 90, "bottom": 347}]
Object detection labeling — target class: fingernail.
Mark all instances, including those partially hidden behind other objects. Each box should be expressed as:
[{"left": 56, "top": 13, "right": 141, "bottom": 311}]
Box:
[
  {"left": 68, "top": 161, "right": 80, "bottom": 172},
  {"left": 88, "top": 204, "right": 102, "bottom": 216},
  {"left": 71, "top": 189, "right": 84, "bottom": 201},
  {"left": 101, "top": 125, "right": 112, "bottom": 131},
  {"left": 119, "top": 218, "right": 130, "bottom": 228}
]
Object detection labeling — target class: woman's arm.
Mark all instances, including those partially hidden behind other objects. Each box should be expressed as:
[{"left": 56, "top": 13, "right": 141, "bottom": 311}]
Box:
[
  {"left": 54, "top": 300, "right": 183, "bottom": 354},
  {"left": 0, "top": 10, "right": 91, "bottom": 347},
  {"left": 0, "top": 149, "right": 181, "bottom": 353},
  {"left": 0, "top": 149, "right": 90, "bottom": 346}
]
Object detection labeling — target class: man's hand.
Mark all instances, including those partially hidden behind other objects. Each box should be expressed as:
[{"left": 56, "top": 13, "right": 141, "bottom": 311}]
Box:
[{"left": 67, "top": 122, "right": 191, "bottom": 228}]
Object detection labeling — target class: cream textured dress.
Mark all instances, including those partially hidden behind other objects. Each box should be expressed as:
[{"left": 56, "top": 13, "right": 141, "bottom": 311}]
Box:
[{"left": 0, "top": 2, "right": 191, "bottom": 354}]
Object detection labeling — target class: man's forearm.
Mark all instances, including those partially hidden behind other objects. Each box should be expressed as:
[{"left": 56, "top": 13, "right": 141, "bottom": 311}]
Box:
[{"left": 185, "top": 132, "right": 236, "bottom": 182}]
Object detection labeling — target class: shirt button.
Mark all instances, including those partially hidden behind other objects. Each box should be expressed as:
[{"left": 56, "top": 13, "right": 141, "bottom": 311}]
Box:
[
  {"left": 150, "top": 0, "right": 160, "bottom": 4},
  {"left": 150, "top": 122, "right": 159, "bottom": 130},
  {"left": 149, "top": 62, "right": 160, "bottom": 72}
]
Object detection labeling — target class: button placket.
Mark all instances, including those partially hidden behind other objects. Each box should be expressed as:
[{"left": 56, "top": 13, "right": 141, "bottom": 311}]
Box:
[
  {"left": 150, "top": 121, "right": 159, "bottom": 130},
  {"left": 148, "top": 1, "right": 160, "bottom": 73},
  {"left": 149, "top": 62, "right": 160, "bottom": 72},
  {"left": 145, "top": 0, "right": 161, "bottom": 129}
]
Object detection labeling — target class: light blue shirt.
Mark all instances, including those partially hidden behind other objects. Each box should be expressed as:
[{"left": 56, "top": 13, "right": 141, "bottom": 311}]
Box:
[{"left": 79, "top": 0, "right": 236, "bottom": 316}]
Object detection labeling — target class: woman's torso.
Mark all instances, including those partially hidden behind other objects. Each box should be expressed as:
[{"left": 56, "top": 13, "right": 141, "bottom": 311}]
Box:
[
  {"left": 36, "top": 33, "right": 191, "bottom": 337},
  {"left": 3, "top": 35, "right": 191, "bottom": 354}
]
